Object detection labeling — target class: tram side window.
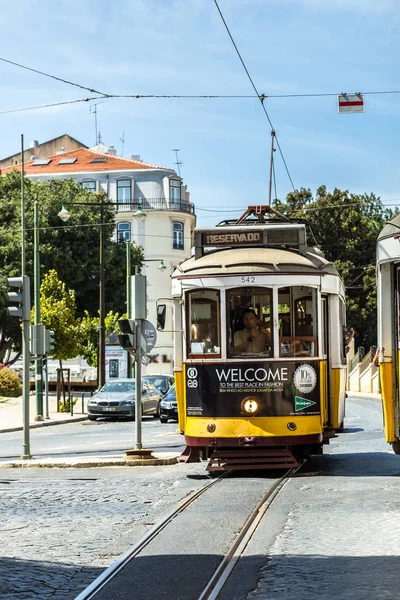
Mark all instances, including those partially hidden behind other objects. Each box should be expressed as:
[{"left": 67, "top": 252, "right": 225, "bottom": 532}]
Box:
[
  {"left": 187, "top": 290, "right": 220, "bottom": 356},
  {"left": 227, "top": 287, "right": 272, "bottom": 357}
]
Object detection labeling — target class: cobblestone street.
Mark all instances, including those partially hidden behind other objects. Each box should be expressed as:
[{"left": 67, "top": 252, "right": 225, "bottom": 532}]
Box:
[{"left": 0, "top": 464, "right": 206, "bottom": 599}]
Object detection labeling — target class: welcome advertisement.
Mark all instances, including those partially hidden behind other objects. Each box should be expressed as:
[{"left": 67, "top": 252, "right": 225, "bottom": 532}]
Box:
[{"left": 185, "top": 362, "right": 320, "bottom": 418}]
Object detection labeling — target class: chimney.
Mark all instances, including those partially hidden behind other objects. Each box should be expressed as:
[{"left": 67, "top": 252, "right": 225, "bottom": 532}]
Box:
[
  {"left": 108, "top": 144, "right": 117, "bottom": 156},
  {"left": 29, "top": 140, "right": 39, "bottom": 160},
  {"left": 131, "top": 154, "right": 142, "bottom": 162}
]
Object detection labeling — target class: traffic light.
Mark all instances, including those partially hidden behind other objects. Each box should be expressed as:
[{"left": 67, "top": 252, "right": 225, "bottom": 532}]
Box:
[
  {"left": 6, "top": 275, "right": 30, "bottom": 320},
  {"left": 117, "top": 319, "right": 136, "bottom": 353},
  {"left": 29, "top": 324, "right": 45, "bottom": 356},
  {"left": 45, "top": 329, "right": 55, "bottom": 356}
]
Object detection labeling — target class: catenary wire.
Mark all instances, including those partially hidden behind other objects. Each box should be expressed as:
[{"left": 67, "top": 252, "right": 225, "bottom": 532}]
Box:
[
  {"left": 212, "top": 0, "right": 295, "bottom": 192},
  {"left": 0, "top": 97, "right": 102, "bottom": 115},
  {"left": 0, "top": 56, "right": 110, "bottom": 97}
]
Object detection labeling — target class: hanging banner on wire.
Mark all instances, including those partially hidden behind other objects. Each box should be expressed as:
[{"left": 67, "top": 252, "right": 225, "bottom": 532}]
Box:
[{"left": 338, "top": 93, "right": 364, "bottom": 113}]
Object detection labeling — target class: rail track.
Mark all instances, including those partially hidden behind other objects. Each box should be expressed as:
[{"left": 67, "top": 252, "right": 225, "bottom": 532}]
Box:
[{"left": 75, "top": 467, "right": 301, "bottom": 600}]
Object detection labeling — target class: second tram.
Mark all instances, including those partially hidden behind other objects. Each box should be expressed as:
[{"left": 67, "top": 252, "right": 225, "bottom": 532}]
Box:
[
  {"left": 165, "top": 206, "right": 347, "bottom": 470},
  {"left": 376, "top": 215, "right": 400, "bottom": 454}
]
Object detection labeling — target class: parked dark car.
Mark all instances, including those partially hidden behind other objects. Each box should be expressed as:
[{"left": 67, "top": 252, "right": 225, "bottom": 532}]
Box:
[
  {"left": 159, "top": 383, "right": 178, "bottom": 423},
  {"left": 87, "top": 378, "right": 162, "bottom": 421},
  {"left": 144, "top": 374, "right": 174, "bottom": 395}
]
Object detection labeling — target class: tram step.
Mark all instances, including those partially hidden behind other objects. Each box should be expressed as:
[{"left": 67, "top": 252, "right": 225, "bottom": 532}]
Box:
[{"left": 207, "top": 448, "right": 300, "bottom": 471}]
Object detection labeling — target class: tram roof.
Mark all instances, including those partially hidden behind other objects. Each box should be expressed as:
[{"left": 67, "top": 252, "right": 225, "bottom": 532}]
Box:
[
  {"left": 378, "top": 215, "right": 400, "bottom": 241},
  {"left": 173, "top": 246, "right": 338, "bottom": 277}
]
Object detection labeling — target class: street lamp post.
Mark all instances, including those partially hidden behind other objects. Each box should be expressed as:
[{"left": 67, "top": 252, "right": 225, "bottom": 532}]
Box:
[
  {"left": 34, "top": 197, "right": 44, "bottom": 421},
  {"left": 20, "top": 133, "right": 32, "bottom": 457},
  {"left": 58, "top": 198, "right": 106, "bottom": 388}
]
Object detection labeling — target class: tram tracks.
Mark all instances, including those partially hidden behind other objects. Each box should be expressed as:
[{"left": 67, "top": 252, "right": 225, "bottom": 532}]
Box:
[{"left": 75, "top": 467, "right": 300, "bottom": 600}]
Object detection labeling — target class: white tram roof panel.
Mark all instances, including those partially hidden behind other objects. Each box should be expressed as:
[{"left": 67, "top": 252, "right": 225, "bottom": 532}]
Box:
[
  {"left": 377, "top": 215, "right": 400, "bottom": 264},
  {"left": 173, "top": 246, "right": 338, "bottom": 277}
]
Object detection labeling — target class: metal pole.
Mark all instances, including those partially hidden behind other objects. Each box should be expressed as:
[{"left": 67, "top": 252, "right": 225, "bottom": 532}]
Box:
[
  {"left": 98, "top": 197, "right": 106, "bottom": 388},
  {"left": 268, "top": 130, "right": 275, "bottom": 205},
  {"left": 34, "top": 198, "right": 43, "bottom": 421},
  {"left": 21, "top": 316, "right": 31, "bottom": 458},
  {"left": 43, "top": 357, "right": 49, "bottom": 419},
  {"left": 21, "top": 135, "right": 25, "bottom": 276},
  {"left": 134, "top": 319, "right": 142, "bottom": 449},
  {"left": 126, "top": 240, "right": 132, "bottom": 377},
  {"left": 20, "top": 135, "right": 31, "bottom": 458}
]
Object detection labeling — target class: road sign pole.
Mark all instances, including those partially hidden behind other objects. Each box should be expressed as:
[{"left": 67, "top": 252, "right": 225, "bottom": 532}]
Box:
[
  {"left": 22, "top": 314, "right": 31, "bottom": 458},
  {"left": 135, "top": 318, "right": 142, "bottom": 450}
]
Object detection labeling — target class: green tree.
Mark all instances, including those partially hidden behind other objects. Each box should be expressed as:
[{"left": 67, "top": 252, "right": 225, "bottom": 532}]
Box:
[
  {"left": 77, "top": 310, "right": 125, "bottom": 367},
  {"left": 39, "top": 270, "right": 80, "bottom": 360},
  {"left": 273, "top": 187, "right": 398, "bottom": 348},
  {"left": 0, "top": 172, "right": 143, "bottom": 358}
]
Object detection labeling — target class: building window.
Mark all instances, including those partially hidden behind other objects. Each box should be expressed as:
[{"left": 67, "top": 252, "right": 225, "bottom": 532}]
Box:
[
  {"left": 173, "top": 221, "right": 184, "bottom": 250},
  {"left": 81, "top": 180, "right": 96, "bottom": 192},
  {"left": 170, "top": 179, "right": 181, "bottom": 206},
  {"left": 117, "top": 222, "right": 131, "bottom": 242},
  {"left": 117, "top": 179, "right": 132, "bottom": 205}
]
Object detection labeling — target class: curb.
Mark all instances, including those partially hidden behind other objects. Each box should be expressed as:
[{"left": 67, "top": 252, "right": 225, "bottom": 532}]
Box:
[
  {"left": 0, "top": 456, "right": 179, "bottom": 468},
  {"left": 0, "top": 416, "right": 88, "bottom": 434}
]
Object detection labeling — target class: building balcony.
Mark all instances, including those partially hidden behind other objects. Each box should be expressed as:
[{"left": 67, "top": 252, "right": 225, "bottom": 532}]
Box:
[{"left": 115, "top": 198, "right": 195, "bottom": 215}]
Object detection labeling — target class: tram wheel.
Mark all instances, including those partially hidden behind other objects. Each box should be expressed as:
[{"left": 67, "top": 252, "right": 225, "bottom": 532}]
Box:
[{"left": 392, "top": 442, "right": 400, "bottom": 455}]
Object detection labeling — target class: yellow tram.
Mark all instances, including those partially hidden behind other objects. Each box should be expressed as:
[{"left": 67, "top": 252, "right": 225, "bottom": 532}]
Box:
[
  {"left": 376, "top": 215, "right": 400, "bottom": 454},
  {"left": 167, "top": 206, "right": 347, "bottom": 470}
]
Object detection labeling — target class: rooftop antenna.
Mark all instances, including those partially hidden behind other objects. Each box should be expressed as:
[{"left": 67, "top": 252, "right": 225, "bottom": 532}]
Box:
[
  {"left": 89, "top": 101, "right": 104, "bottom": 146},
  {"left": 120, "top": 131, "right": 125, "bottom": 157},
  {"left": 172, "top": 148, "right": 182, "bottom": 176}
]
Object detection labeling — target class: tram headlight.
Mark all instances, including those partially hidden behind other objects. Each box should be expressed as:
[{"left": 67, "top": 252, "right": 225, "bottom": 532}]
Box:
[
  {"left": 287, "top": 422, "right": 297, "bottom": 431},
  {"left": 240, "top": 396, "right": 261, "bottom": 416}
]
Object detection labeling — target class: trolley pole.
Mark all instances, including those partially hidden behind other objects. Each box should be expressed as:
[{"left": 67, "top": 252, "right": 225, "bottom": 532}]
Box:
[{"left": 268, "top": 130, "right": 275, "bottom": 205}]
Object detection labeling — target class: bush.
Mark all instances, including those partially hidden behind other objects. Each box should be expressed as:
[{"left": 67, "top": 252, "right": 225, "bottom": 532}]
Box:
[
  {"left": 58, "top": 397, "right": 78, "bottom": 412},
  {"left": 0, "top": 366, "right": 22, "bottom": 398}
]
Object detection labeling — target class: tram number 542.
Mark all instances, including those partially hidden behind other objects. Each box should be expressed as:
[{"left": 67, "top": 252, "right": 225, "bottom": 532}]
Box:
[{"left": 241, "top": 276, "right": 256, "bottom": 283}]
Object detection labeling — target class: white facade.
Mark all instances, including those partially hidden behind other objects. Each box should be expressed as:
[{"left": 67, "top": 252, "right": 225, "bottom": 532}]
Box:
[{"left": 17, "top": 143, "right": 196, "bottom": 374}]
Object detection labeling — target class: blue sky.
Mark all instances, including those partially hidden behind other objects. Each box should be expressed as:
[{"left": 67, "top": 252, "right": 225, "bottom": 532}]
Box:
[{"left": 1, "top": 0, "right": 400, "bottom": 227}]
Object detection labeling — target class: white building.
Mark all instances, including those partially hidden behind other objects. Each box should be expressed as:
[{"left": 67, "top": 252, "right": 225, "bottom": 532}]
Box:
[{"left": 2, "top": 140, "right": 196, "bottom": 374}]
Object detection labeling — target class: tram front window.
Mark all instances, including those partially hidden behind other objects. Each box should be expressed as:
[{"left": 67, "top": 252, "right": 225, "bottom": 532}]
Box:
[
  {"left": 279, "top": 287, "right": 317, "bottom": 357},
  {"left": 228, "top": 288, "right": 272, "bottom": 357},
  {"left": 188, "top": 289, "right": 221, "bottom": 356}
]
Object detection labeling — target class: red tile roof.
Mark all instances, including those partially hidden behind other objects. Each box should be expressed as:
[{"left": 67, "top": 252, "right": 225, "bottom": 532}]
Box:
[{"left": 0, "top": 148, "right": 172, "bottom": 175}]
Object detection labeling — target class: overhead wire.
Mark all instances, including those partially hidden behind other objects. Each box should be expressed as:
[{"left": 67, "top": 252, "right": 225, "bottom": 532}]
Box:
[
  {"left": 213, "top": 0, "right": 295, "bottom": 192},
  {"left": 0, "top": 97, "right": 101, "bottom": 115},
  {"left": 0, "top": 56, "right": 110, "bottom": 97}
]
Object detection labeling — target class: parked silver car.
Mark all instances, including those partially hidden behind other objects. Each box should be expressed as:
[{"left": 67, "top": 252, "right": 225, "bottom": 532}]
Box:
[{"left": 87, "top": 378, "right": 162, "bottom": 421}]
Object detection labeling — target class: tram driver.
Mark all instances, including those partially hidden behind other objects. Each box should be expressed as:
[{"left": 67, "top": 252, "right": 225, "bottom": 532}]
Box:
[{"left": 233, "top": 309, "right": 270, "bottom": 354}]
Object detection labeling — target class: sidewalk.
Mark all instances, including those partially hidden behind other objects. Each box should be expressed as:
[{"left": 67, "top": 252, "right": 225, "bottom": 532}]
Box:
[
  {"left": 0, "top": 393, "right": 180, "bottom": 468},
  {"left": 0, "top": 392, "right": 87, "bottom": 433}
]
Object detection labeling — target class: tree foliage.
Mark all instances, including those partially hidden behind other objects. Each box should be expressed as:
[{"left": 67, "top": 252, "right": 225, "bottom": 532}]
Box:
[
  {"left": 0, "top": 172, "right": 144, "bottom": 359},
  {"left": 273, "top": 186, "right": 398, "bottom": 348},
  {"left": 39, "top": 270, "right": 80, "bottom": 360},
  {"left": 77, "top": 309, "right": 125, "bottom": 367}
]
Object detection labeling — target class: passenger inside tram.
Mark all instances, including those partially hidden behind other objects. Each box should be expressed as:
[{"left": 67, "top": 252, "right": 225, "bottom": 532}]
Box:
[{"left": 233, "top": 309, "right": 270, "bottom": 354}]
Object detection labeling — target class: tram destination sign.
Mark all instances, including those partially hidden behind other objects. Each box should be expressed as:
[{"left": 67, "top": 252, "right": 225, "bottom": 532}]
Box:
[{"left": 202, "top": 230, "right": 263, "bottom": 247}]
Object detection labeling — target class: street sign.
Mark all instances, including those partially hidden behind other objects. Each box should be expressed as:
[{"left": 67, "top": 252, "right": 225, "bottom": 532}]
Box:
[
  {"left": 141, "top": 320, "right": 157, "bottom": 354},
  {"left": 338, "top": 93, "right": 364, "bottom": 113}
]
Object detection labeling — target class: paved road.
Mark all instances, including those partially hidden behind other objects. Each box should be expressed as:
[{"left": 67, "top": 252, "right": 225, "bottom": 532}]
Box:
[
  {"left": 0, "top": 396, "right": 398, "bottom": 599},
  {"left": 0, "top": 418, "right": 183, "bottom": 462}
]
